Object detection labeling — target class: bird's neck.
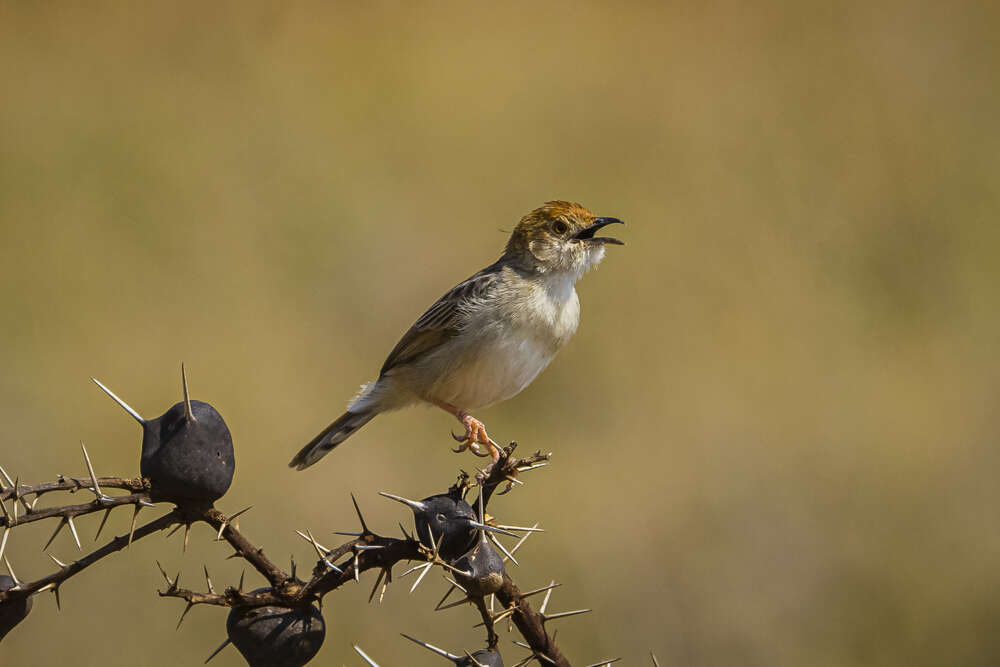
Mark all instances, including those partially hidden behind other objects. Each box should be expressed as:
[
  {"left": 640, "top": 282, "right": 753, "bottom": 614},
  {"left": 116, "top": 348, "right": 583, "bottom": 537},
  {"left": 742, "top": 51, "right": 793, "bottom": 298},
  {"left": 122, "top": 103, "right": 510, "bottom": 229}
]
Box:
[{"left": 535, "top": 268, "right": 580, "bottom": 304}]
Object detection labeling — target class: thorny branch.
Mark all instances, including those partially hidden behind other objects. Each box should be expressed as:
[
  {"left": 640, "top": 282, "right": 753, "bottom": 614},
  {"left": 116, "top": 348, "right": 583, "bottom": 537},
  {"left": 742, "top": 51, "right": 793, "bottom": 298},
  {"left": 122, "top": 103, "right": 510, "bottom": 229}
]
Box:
[
  {"left": 2, "top": 492, "right": 151, "bottom": 531},
  {"left": 1, "top": 475, "right": 148, "bottom": 502},
  {"left": 158, "top": 444, "right": 582, "bottom": 665},
  {"left": 1, "top": 434, "right": 596, "bottom": 665},
  {"left": 200, "top": 507, "right": 289, "bottom": 588},
  {"left": 498, "top": 576, "right": 572, "bottom": 667},
  {"left": 0, "top": 510, "right": 179, "bottom": 605},
  {"left": 1, "top": 471, "right": 151, "bottom": 530},
  {"left": 159, "top": 445, "right": 549, "bottom": 608}
]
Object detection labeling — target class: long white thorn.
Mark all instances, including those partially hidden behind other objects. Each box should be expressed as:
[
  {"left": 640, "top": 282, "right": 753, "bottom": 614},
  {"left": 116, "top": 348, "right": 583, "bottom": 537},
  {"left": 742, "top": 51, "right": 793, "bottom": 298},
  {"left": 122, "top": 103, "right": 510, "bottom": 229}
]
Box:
[
  {"left": 539, "top": 581, "right": 556, "bottom": 615},
  {"left": 489, "top": 532, "right": 518, "bottom": 566},
  {"left": 91, "top": 377, "right": 145, "bottom": 424},
  {"left": 128, "top": 504, "right": 142, "bottom": 547},
  {"left": 504, "top": 523, "right": 538, "bottom": 562},
  {"left": 80, "top": 442, "right": 107, "bottom": 502},
  {"left": 0, "top": 466, "right": 16, "bottom": 491},
  {"left": 181, "top": 363, "right": 196, "bottom": 423},
  {"left": 0, "top": 468, "right": 29, "bottom": 512},
  {"left": 3, "top": 555, "right": 20, "bottom": 586},
  {"left": 67, "top": 515, "right": 82, "bottom": 550},
  {"left": 399, "top": 633, "right": 463, "bottom": 661},
  {"left": 216, "top": 506, "right": 252, "bottom": 541},
  {"left": 497, "top": 524, "right": 545, "bottom": 533},
  {"left": 520, "top": 582, "right": 561, "bottom": 599},
  {"left": 353, "top": 645, "right": 380, "bottom": 666},
  {"left": 378, "top": 491, "right": 427, "bottom": 511},
  {"left": 545, "top": 608, "right": 592, "bottom": 621},
  {"left": 47, "top": 552, "right": 68, "bottom": 568},
  {"left": 468, "top": 520, "right": 519, "bottom": 538}
]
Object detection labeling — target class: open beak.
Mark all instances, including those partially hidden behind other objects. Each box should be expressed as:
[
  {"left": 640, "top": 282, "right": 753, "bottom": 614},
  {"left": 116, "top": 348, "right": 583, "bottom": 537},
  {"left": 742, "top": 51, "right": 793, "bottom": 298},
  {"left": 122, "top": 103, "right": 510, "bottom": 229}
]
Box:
[{"left": 573, "top": 217, "right": 625, "bottom": 245}]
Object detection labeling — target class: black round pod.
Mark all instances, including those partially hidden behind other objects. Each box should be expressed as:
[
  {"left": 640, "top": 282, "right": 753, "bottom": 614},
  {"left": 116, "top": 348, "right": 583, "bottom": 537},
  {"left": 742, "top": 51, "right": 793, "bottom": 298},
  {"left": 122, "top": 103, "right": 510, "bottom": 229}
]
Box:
[
  {"left": 141, "top": 399, "right": 235, "bottom": 505},
  {"left": 226, "top": 593, "right": 325, "bottom": 667},
  {"left": 410, "top": 491, "right": 477, "bottom": 561},
  {"left": 91, "top": 370, "right": 235, "bottom": 506},
  {"left": 459, "top": 649, "right": 504, "bottom": 666},
  {"left": 0, "top": 575, "right": 32, "bottom": 641},
  {"left": 453, "top": 534, "right": 506, "bottom": 598},
  {"left": 381, "top": 488, "right": 478, "bottom": 561},
  {"left": 417, "top": 493, "right": 477, "bottom": 560}
]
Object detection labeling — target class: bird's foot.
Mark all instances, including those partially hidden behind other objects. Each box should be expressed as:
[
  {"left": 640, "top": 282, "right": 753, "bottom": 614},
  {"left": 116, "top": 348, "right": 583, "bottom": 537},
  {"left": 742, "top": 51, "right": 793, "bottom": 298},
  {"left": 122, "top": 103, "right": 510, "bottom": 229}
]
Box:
[{"left": 450, "top": 414, "right": 500, "bottom": 461}]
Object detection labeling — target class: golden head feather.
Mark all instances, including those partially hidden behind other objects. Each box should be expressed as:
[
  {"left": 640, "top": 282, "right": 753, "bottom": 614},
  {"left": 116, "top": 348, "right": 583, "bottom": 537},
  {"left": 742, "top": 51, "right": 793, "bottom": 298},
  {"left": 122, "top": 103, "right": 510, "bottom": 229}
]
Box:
[{"left": 503, "top": 200, "right": 624, "bottom": 273}]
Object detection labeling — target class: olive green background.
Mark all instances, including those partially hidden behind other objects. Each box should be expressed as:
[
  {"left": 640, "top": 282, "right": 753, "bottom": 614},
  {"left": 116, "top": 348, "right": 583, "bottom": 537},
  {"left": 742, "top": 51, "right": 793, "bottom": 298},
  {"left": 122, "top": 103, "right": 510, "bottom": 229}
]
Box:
[{"left": 1, "top": 2, "right": 998, "bottom": 665}]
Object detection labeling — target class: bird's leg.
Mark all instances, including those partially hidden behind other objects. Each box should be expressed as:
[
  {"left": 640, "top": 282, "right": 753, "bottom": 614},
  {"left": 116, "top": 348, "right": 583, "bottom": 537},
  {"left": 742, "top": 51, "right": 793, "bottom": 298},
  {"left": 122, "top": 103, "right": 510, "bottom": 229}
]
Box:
[{"left": 435, "top": 402, "right": 500, "bottom": 462}]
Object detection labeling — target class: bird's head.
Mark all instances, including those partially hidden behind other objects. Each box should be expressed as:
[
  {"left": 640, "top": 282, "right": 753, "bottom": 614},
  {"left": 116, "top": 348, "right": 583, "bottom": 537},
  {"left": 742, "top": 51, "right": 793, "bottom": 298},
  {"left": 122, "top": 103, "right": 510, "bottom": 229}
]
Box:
[{"left": 503, "top": 201, "right": 624, "bottom": 275}]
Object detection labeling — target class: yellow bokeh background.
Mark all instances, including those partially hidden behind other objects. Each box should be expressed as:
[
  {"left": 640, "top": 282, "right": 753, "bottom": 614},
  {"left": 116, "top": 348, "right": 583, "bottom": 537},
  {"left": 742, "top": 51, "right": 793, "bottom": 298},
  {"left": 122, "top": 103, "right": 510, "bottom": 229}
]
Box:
[{"left": 1, "top": 2, "right": 998, "bottom": 665}]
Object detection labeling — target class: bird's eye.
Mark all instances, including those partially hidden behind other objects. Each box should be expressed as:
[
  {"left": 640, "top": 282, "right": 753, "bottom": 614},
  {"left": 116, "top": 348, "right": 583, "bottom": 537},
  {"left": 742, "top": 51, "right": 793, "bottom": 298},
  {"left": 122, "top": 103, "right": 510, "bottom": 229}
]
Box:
[
  {"left": 552, "top": 220, "right": 569, "bottom": 234},
  {"left": 436, "top": 513, "right": 446, "bottom": 522}
]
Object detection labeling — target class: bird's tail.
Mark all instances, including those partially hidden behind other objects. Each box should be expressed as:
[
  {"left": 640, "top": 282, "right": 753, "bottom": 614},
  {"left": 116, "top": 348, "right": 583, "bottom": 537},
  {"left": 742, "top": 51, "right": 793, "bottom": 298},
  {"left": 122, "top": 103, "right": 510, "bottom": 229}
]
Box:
[{"left": 289, "top": 409, "right": 376, "bottom": 470}]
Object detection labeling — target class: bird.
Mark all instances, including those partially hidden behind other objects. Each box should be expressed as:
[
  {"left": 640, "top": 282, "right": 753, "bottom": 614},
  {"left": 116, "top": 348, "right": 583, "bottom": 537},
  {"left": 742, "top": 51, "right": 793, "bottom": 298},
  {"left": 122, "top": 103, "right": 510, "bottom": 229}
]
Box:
[{"left": 289, "top": 200, "right": 624, "bottom": 470}]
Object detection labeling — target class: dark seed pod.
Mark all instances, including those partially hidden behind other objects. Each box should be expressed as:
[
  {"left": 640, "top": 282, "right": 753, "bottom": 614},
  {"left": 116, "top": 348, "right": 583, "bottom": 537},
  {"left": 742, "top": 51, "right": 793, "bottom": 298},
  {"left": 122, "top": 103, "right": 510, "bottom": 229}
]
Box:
[
  {"left": 140, "top": 398, "right": 235, "bottom": 505},
  {"left": 460, "top": 649, "right": 504, "bottom": 667},
  {"left": 92, "top": 368, "right": 235, "bottom": 506},
  {"left": 453, "top": 533, "right": 506, "bottom": 598},
  {"left": 381, "top": 488, "right": 477, "bottom": 561},
  {"left": 414, "top": 492, "right": 478, "bottom": 560},
  {"left": 0, "top": 575, "right": 32, "bottom": 641},
  {"left": 226, "top": 595, "right": 325, "bottom": 667}
]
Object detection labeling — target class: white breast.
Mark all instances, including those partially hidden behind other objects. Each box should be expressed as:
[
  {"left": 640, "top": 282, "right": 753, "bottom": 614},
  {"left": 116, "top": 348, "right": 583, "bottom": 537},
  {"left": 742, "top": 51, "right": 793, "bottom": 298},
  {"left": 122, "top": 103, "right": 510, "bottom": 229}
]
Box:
[{"left": 423, "top": 270, "right": 581, "bottom": 410}]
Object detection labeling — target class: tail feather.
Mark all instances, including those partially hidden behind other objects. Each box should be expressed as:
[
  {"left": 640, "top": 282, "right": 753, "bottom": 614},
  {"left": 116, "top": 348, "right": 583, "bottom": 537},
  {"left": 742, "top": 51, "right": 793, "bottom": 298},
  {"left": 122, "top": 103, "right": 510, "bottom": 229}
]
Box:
[{"left": 289, "top": 409, "right": 376, "bottom": 470}]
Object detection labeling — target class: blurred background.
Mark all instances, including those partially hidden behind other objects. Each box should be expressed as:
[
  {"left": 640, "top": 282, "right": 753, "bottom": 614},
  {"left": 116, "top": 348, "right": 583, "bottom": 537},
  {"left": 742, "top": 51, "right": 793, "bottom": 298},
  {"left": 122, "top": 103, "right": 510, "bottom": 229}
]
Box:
[{"left": 1, "top": 2, "right": 998, "bottom": 665}]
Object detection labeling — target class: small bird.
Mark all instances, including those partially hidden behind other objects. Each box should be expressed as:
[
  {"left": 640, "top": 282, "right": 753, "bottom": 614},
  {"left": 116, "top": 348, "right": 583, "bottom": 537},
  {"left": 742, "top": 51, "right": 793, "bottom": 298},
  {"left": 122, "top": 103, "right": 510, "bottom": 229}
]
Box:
[{"left": 289, "top": 201, "right": 624, "bottom": 470}]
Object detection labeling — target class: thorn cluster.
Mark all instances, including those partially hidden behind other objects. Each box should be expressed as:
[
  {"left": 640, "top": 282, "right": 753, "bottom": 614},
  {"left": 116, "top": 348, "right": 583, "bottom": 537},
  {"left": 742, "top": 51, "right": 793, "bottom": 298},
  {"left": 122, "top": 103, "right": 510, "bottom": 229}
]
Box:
[{"left": 1, "top": 368, "right": 623, "bottom": 667}]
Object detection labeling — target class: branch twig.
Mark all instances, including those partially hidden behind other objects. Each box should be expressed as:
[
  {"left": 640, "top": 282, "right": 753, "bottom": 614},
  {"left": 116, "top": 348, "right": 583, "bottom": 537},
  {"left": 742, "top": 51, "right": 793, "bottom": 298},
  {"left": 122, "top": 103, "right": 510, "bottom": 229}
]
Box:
[
  {"left": 497, "top": 575, "right": 572, "bottom": 667},
  {"left": 0, "top": 509, "right": 179, "bottom": 604},
  {"left": 1, "top": 476, "right": 148, "bottom": 502}
]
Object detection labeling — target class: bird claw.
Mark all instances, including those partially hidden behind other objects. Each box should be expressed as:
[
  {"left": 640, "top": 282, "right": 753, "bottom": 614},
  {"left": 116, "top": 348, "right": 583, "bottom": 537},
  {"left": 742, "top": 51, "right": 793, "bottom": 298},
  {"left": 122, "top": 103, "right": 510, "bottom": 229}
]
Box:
[
  {"left": 470, "top": 442, "right": 493, "bottom": 458},
  {"left": 451, "top": 429, "right": 474, "bottom": 454},
  {"left": 448, "top": 414, "right": 497, "bottom": 458},
  {"left": 452, "top": 438, "right": 491, "bottom": 457}
]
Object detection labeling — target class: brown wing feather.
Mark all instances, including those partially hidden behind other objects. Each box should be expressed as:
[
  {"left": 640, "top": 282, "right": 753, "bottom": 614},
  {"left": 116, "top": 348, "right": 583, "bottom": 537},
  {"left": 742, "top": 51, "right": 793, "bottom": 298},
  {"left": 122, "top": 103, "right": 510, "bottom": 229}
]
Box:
[{"left": 379, "top": 262, "right": 503, "bottom": 376}]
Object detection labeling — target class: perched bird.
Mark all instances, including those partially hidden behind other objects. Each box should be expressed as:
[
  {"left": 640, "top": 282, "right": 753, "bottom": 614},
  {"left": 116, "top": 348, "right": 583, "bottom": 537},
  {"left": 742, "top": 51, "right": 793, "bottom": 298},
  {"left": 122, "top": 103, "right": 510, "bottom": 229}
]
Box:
[{"left": 289, "top": 201, "right": 624, "bottom": 470}]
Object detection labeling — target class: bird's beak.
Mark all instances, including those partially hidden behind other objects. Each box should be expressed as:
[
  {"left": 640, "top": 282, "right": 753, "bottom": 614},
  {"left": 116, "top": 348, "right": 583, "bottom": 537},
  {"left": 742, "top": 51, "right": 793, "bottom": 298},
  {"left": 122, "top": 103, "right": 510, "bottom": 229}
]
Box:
[{"left": 573, "top": 217, "right": 625, "bottom": 245}]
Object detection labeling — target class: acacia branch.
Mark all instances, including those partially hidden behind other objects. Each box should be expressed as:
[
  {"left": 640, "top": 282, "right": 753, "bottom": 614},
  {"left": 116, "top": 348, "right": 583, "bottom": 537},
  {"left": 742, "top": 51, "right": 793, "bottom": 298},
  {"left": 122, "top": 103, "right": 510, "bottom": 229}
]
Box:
[
  {"left": 302, "top": 535, "right": 423, "bottom": 599},
  {"left": 497, "top": 576, "right": 571, "bottom": 667},
  {"left": 477, "top": 444, "right": 551, "bottom": 509},
  {"left": 2, "top": 440, "right": 579, "bottom": 665},
  {"left": 0, "top": 476, "right": 148, "bottom": 502},
  {"left": 0, "top": 492, "right": 152, "bottom": 529},
  {"left": 157, "top": 490, "right": 576, "bottom": 665},
  {"left": 0, "top": 509, "right": 179, "bottom": 603},
  {"left": 192, "top": 507, "right": 290, "bottom": 589}
]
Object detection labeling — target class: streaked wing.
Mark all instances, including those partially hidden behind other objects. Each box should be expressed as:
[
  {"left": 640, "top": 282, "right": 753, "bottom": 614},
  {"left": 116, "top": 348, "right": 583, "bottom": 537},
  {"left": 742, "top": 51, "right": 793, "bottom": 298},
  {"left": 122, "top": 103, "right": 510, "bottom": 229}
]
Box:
[{"left": 379, "top": 262, "right": 504, "bottom": 376}]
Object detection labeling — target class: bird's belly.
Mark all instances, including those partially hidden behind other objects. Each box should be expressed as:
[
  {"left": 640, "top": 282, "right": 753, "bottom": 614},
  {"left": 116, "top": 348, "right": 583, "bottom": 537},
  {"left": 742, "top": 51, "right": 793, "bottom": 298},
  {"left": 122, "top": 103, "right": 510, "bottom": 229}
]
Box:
[{"left": 424, "top": 334, "right": 557, "bottom": 410}]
